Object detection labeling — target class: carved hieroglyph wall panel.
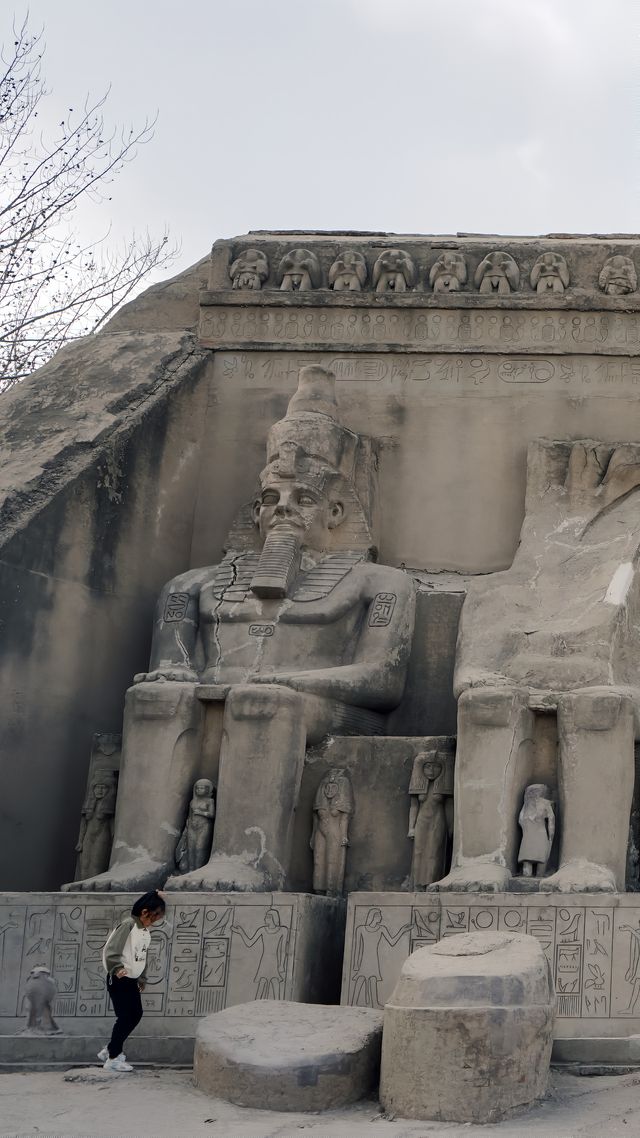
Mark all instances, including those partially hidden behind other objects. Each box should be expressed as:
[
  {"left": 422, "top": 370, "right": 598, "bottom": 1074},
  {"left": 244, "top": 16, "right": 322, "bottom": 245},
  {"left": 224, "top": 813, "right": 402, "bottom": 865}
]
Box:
[
  {"left": 0, "top": 893, "right": 341, "bottom": 1029},
  {"left": 341, "top": 892, "right": 640, "bottom": 1038}
]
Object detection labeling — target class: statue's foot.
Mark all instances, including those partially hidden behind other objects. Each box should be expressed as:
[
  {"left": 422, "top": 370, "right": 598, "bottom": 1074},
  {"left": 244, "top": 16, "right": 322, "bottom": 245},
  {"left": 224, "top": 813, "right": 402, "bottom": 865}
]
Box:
[
  {"left": 538, "top": 860, "right": 616, "bottom": 893},
  {"left": 428, "top": 862, "right": 511, "bottom": 893},
  {"left": 166, "top": 854, "right": 268, "bottom": 893},
  {"left": 61, "top": 857, "right": 168, "bottom": 893}
]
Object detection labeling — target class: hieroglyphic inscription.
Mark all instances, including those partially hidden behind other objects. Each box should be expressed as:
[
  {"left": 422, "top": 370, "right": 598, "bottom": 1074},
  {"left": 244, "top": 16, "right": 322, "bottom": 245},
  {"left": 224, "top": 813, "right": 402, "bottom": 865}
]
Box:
[
  {"left": 342, "top": 894, "right": 637, "bottom": 1032},
  {"left": 200, "top": 306, "right": 640, "bottom": 356},
  {"left": 0, "top": 895, "right": 307, "bottom": 1022},
  {"left": 215, "top": 350, "right": 640, "bottom": 396}
]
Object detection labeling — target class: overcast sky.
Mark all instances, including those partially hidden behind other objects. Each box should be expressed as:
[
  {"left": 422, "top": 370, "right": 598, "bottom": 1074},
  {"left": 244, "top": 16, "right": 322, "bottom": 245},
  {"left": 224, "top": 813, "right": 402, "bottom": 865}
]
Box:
[{"left": 3, "top": 0, "right": 639, "bottom": 282}]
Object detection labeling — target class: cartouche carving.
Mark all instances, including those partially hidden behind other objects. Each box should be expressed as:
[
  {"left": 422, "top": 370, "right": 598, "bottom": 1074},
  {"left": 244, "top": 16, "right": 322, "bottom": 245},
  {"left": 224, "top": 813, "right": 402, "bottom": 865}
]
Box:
[
  {"left": 310, "top": 767, "right": 354, "bottom": 895},
  {"left": 428, "top": 252, "right": 467, "bottom": 293},
  {"left": 277, "top": 248, "right": 321, "bottom": 291},
  {"left": 372, "top": 249, "right": 416, "bottom": 293},
  {"left": 518, "top": 783, "right": 555, "bottom": 878},
  {"left": 599, "top": 255, "right": 638, "bottom": 296},
  {"left": 530, "top": 252, "right": 570, "bottom": 295},
  {"left": 229, "top": 247, "right": 269, "bottom": 290},
  {"left": 474, "top": 251, "right": 519, "bottom": 295},
  {"left": 328, "top": 250, "right": 367, "bottom": 292}
]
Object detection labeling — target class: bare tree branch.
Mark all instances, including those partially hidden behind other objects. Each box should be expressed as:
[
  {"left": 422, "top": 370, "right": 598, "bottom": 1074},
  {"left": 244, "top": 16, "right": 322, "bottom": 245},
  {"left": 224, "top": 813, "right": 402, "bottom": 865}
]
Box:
[{"left": 0, "top": 16, "right": 178, "bottom": 390}]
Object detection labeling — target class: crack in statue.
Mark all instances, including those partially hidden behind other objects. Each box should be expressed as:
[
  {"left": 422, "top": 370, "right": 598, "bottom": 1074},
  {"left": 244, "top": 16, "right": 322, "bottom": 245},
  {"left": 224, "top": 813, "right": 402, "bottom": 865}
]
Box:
[{"left": 64, "top": 366, "right": 415, "bottom": 893}]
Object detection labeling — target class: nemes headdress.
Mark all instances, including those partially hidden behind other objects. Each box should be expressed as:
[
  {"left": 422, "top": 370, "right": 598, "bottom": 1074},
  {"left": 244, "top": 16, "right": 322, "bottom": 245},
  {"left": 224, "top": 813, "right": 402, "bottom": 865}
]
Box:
[{"left": 226, "top": 366, "right": 377, "bottom": 554}]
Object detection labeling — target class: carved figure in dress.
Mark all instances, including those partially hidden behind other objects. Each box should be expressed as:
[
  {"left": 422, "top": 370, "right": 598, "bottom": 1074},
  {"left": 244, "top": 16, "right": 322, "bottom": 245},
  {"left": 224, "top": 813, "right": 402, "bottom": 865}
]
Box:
[
  {"left": 530, "top": 252, "right": 570, "bottom": 295},
  {"left": 599, "top": 255, "right": 638, "bottom": 296},
  {"left": 229, "top": 247, "right": 269, "bottom": 290},
  {"left": 372, "top": 249, "right": 416, "bottom": 293},
  {"left": 310, "top": 767, "right": 354, "bottom": 895},
  {"left": 232, "top": 908, "right": 289, "bottom": 999},
  {"left": 351, "top": 908, "right": 411, "bottom": 1007},
  {"left": 277, "top": 248, "right": 321, "bottom": 291},
  {"left": 407, "top": 750, "right": 453, "bottom": 889},
  {"left": 474, "top": 251, "right": 519, "bottom": 295},
  {"left": 620, "top": 919, "right": 640, "bottom": 1013},
  {"left": 24, "top": 966, "right": 60, "bottom": 1034},
  {"left": 428, "top": 251, "right": 467, "bottom": 293},
  {"left": 438, "top": 438, "right": 640, "bottom": 894},
  {"left": 517, "top": 783, "right": 555, "bottom": 878},
  {"left": 64, "top": 365, "right": 415, "bottom": 894},
  {"left": 328, "top": 250, "right": 367, "bottom": 292},
  {"left": 75, "top": 771, "right": 118, "bottom": 880},
  {"left": 175, "top": 779, "right": 215, "bottom": 873}
]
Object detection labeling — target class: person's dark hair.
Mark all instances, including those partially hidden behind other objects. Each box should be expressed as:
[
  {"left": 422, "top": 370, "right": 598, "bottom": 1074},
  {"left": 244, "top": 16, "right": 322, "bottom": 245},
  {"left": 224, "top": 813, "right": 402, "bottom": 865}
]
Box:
[{"left": 131, "top": 890, "right": 166, "bottom": 918}]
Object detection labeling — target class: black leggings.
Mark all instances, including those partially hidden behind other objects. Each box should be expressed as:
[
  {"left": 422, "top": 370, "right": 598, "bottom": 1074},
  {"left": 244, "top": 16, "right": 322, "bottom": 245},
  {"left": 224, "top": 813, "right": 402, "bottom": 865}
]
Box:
[{"left": 106, "top": 975, "right": 143, "bottom": 1058}]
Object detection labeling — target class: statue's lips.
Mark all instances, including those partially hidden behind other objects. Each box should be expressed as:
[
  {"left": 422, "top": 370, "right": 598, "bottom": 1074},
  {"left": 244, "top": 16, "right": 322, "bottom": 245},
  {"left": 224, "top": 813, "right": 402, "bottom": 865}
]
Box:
[{"left": 267, "top": 519, "right": 304, "bottom": 533}]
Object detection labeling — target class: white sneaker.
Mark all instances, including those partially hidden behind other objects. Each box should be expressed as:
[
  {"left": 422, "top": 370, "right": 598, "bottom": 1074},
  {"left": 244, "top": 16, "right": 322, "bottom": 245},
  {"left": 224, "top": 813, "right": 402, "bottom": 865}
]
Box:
[
  {"left": 97, "top": 1047, "right": 125, "bottom": 1063},
  {"left": 103, "top": 1055, "right": 133, "bottom": 1073}
]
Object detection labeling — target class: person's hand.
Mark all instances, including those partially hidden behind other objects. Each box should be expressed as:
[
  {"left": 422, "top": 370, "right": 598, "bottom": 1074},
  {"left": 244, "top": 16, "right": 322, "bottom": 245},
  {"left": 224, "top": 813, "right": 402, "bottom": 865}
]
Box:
[{"left": 115, "top": 967, "right": 127, "bottom": 978}]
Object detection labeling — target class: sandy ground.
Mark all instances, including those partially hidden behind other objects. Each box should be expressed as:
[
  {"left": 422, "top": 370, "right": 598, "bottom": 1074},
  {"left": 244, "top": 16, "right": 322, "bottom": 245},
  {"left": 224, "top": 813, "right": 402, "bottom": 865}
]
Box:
[{"left": 2, "top": 1068, "right": 640, "bottom": 1138}]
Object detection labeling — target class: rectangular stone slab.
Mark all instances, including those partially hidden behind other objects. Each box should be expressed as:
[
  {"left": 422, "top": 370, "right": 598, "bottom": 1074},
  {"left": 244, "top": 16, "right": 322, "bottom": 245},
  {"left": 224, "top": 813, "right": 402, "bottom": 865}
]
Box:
[
  {"left": 341, "top": 891, "right": 640, "bottom": 1040},
  {"left": 0, "top": 892, "right": 344, "bottom": 1037}
]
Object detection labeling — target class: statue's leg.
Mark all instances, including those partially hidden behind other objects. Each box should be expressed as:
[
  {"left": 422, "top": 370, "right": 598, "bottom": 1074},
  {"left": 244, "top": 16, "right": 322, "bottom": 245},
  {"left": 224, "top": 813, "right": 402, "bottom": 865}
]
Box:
[
  {"left": 167, "top": 684, "right": 329, "bottom": 891},
  {"left": 63, "top": 683, "right": 203, "bottom": 891},
  {"left": 434, "top": 687, "right": 534, "bottom": 892},
  {"left": 542, "top": 690, "right": 634, "bottom": 892}
]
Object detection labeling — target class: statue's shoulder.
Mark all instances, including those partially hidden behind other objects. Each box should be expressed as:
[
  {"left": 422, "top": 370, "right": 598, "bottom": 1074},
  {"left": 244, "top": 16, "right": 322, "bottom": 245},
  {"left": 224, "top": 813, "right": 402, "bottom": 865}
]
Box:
[
  {"left": 165, "top": 552, "right": 259, "bottom": 598},
  {"left": 365, "top": 560, "right": 415, "bottom": 597}
]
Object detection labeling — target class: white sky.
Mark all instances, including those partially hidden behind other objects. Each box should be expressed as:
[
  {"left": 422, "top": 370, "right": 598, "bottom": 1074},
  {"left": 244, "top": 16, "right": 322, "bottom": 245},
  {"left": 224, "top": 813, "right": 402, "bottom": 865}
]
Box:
[{"left": 3, "top": 0, "right": 639, "bottom": 282}]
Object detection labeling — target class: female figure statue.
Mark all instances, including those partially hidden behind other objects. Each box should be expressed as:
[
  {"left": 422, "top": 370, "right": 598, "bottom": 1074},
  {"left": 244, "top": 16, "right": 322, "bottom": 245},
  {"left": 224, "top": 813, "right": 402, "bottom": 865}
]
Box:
[
  {"left": 75, "top": 771, "right": 118, "bottom": 880},
  {"left": 310, "top": 768, "right": 354, "bottom": 896},
  {"left": 517, "top": 783, "right": 555, "bottom": 878},
  {"left": 175, "top": 779, "right": 216, "bottom": 874},
  {"left": 407, "top": 750, "right": 452, "bottom": 889}
]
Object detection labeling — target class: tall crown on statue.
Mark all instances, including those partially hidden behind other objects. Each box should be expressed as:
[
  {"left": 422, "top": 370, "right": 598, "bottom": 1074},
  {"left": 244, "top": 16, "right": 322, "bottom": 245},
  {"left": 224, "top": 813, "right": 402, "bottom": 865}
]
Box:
[{"left": 226, "top": 365, "right": 378, "bottom": 555}]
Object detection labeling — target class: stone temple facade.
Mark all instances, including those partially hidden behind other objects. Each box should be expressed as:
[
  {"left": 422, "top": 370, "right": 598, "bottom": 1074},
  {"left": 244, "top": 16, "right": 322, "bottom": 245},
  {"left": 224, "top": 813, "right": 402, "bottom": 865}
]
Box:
[{"left": 3, "top": 231, "right": 640, "bottom": 1068}]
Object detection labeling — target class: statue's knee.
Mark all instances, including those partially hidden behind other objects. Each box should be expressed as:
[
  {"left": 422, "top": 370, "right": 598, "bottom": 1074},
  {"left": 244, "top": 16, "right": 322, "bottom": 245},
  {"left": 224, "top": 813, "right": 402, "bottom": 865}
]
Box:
[
  {"left": 125, "top": 682, "right": 195, "bottom": 720},
  {"left": 226, "top": 683, "right": 300, "bottom": 722},
  {"left": 558, "top": 689, "right": 631, "bottom": 732},
  {"left": 459, "top": 686, "right": 526, "bottom": 728}
]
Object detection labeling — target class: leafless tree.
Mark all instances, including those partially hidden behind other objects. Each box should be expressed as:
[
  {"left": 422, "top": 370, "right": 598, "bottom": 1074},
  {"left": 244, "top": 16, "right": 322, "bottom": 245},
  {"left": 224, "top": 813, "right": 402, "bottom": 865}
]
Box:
[{"left": 0, "top": 17, "right": 177, "bottom": 390}]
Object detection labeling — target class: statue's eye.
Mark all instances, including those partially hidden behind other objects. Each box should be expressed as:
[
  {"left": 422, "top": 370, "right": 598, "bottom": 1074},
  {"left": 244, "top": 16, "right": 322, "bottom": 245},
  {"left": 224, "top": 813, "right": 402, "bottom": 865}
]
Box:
[
  {"left": 262, "top": 493, "right": 278, "bottom": 506},
  {"left": 299, "top": 495, "right": 315, "bottom": 506}
]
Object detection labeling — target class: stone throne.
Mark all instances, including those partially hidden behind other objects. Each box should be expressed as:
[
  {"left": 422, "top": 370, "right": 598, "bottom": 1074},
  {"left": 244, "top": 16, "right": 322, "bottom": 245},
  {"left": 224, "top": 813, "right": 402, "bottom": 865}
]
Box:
[
  {"left": 439, "top": 437, "right": 640, "bottom": 894},
  {"left": 64, "top": 365, "right": 416, "bottom": 895}
]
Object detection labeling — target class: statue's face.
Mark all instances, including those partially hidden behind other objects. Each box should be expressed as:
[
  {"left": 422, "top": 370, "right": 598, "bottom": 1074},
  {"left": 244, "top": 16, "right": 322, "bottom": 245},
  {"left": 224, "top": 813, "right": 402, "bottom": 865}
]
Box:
[
  {"left": 423, "top": 760, "right": 442, "bottom": 781},
  {"left": 93, "top": 782, "right": 108, "bottom": 799},
  {"left": 255, "top": 480, "right": 344, "bottom": 549},
  {"left": 194, "top": 780, "right": 212, "bottom": 797}
]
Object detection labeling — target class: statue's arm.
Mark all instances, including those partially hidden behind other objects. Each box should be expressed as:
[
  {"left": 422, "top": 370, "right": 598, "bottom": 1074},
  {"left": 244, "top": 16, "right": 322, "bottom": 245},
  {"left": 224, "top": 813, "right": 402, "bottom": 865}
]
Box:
[
  {"left": 134, "top": 568, "right": 210, "bottom": 683},
  {"left": 251, "top": 568, "right": 416, "bottom": 711},
  {"left": 408, "top": 796, "right": 418, "bottom": 838}
]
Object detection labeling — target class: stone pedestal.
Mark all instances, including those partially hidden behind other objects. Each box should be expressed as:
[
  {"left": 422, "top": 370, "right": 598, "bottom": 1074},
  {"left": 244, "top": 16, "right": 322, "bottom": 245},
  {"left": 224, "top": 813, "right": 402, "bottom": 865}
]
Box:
[
  {"left": 379, "top": 932, "right": 554, "bottom": 1122},
  {"left": 342, "top": 891, "right": 640, "bottom": 1064},
  {"left": 0, "top": 892, "right": 344, "bottom": 1064},
  {"left": 194, "top": 1001, "right": 383, "bottom": 1110}
]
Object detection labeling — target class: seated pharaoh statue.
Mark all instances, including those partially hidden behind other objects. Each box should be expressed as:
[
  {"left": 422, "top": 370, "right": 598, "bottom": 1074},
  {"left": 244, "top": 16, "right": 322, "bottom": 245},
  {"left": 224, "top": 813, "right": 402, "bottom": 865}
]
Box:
[
  {"left": 65, "top": 365, "right": 415, "bottom": 893},
  {"left": 437, "top": 438, "right": 640, "bottom": 895}
]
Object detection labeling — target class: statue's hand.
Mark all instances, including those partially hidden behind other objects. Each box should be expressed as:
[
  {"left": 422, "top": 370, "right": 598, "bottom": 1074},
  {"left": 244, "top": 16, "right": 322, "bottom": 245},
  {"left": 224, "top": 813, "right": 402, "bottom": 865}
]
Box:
[
  {"left": 74, "top": 842, "right": 83, "bottom": 853},
  {"left": 247, "top": 671, "right": 301, "bottom": 688},
  {"left": 407, "top": 829, "right": 415, "bottom": 840},
  {"left": 133, "top": 667, "right": 198, "bottom": 684},
  {"left": 341, "top": 838, "right": 349, "bottom": 847}
]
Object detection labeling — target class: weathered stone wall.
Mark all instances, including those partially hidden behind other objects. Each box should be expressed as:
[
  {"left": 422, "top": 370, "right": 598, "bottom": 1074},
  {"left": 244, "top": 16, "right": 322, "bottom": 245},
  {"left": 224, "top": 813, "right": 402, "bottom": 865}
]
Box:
[{"left": 2, "top": 233, "right": 640, "bottom": 888}]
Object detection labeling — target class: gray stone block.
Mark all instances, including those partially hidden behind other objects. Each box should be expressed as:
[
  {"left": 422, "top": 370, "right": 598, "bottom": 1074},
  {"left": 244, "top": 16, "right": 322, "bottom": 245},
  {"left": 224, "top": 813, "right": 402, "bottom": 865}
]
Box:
[{"left": 194, "top": 1001, "right": 383, "bottom": 1110}]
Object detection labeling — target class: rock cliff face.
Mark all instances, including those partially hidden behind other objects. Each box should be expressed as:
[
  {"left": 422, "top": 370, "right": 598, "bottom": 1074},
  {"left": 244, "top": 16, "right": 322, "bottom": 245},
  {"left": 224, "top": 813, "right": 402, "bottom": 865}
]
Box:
[{"left": 3, "top": 231, "right": 640, "bottom": 889}]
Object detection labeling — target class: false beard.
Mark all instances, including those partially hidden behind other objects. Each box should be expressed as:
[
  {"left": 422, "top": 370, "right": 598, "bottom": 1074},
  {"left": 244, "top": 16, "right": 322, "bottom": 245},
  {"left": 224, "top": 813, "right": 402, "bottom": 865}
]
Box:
[{"left": 250, "top": 530, "right": 301, "bottom": 598}]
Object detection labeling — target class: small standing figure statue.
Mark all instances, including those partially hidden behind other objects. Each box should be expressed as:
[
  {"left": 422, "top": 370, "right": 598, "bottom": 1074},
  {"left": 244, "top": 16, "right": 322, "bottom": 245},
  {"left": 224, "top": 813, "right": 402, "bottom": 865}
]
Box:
[
  {"left": 75, "top": 771, "right": 118, "bottom": 880},
  {"left": 518, "top": 783, "right": 555, "bottom": 878},
  {"left": 175, "top": 779, "right": 216, "bottom": 874},
  {"left": 407, "top": 750, "right": 453, "bottom": 889},
  {"left": 310, "top": 768, "right": 354, "bottom": 896},
  {"left": 24, "top": 966, "right": 60, "bottom": 1034}
]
